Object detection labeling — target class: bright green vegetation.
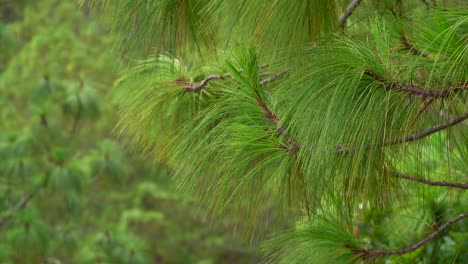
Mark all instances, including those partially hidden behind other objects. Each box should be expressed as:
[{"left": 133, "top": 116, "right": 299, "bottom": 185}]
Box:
[
  {"left": 85, "top": 0, "right": 468, "bottom": 263},
  {"left": 0, "top": 1, "right": 257, "bottom": 263}
]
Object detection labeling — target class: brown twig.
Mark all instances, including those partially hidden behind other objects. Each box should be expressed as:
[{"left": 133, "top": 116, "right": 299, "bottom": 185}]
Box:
[
  {"left": 336, "top": 112, "right": 468, "bottom": 154},
  {"left": 364, "top": 70, "right": 468, "bottom": 98},
  {"left": 278, "top": 111, "right": 467, "bottom": 156},
  {"left": 183, "top": 65, "right": 272, "bottom": 92},
  {"left": 184, "top": 69, "right": 288, "bottom": 92},
  {"left": 420, "top": 0, "right": 431, "bottom": 10},
  {"left": 66, "top": 95, "right": 83, "bottom": 145},
  {"left": 401, "top": 36, "right": 429, "bottom": 57},
  {"left": 337, "top": 112, "right": 468, "bottom": 154},
  {"left": 351, "top": 212, "right": 468, "bottom": 260},
  {"left": 339, "top": 0, "right": 363, "bottom": 28},
  {"left": 374, "top": 112, "right": 468, "bottom": 148},
  {"left": 0, "top": 173, "right": 50, "bottom": 228},
  {"left": 409, "top": 97, "right": 434, "bottom": 127},
  {"left": 184, "top": 73, "right": 233, "bottom": 92},
  {"left": 394, "top": 172, "right": 468, "bottom": 189},
  {"left": 260, "top": 69, "right": 289, "bottom": 86},
  {"left": 256, "top": 97, "right": 301, "bottom": 154}
]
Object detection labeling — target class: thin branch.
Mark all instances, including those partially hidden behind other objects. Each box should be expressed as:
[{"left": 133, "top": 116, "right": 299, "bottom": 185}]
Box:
[
  {"left": 409, "top": 97, "right": 434, "bottom": 127},
  {"left": 0, "top": 173, "right": 50, "bottom": 228},
  {"left": 420, "top": 0, "right": 431, "bottom": 10},
  {"left": 255, "top": 97, "right": 301, "bottom": 154},
  {"left": 394, "top": 172, "right": 468, "bottom": 189},
  {"left": 352, "top": 212, "right": 468, "bottom": 260},
  {"left": 184, "top": 69, "right": 288, "bottom": 92},
  {"left": 374, "top": 112, "right": 468, "bottom": 148},
  {"left": 182, "top": 70, "right": 467, "bottom": 157},
  {"left": 260, "top": 69, "right": 289, "bottom": 85},
  {"left": 285, "top": 111, "right": 468, "bottom": 156},
  {"left": 40, "top": 114, "right": 49, "bottom": 127},
  {"left": 339, "top": 0, "right": 363, "bottom": 28},
  {"left": 259, "top": 72, "right": 272, "bottom": 77},
  {"left": 66, "top": 95, "right": 83, "bottom": 145},
  {"left": 336, "top": 112, "right": 468, "bottom": 154},
  {"left": 274, "top": 108, "right": 468, "bottom": 157},
  {"left": 273, "top": 111, "right": 468, "bottom": 156},
  {"left": 401, "top": 36, "right": 429, "bottom": 58},
  {"left": 183, "top": 65, "right": 272, "bottom": 92},
  {"left": 0, "top": 189, "right": 38, "bottom": 227},
  {"left": 364, "top": 70, "right": 468, "bottom": 98},
  {"left": 184, "top": 73, "right": 232, "bottom": 92}
]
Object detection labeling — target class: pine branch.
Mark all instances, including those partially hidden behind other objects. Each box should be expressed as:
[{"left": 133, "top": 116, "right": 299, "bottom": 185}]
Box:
[
  {"left": 181, "top": 71, "right": 467, "bottom": 156},
  {"left": 339, "top": 0, "right": 363, "bottom": 28},
  {"left": 351, "top": 212, "right": 468, "bottom": 260},
  {"left": 180, "top": 69, "right": 299, "bottom": 151},
  {"left": 364, "top": 70, "right": 468, "bottom": 98},
  {"left": 394, "top": 172, "right": 468, "bottom": 189},
  {"left": 269, "top": 109, "right": 467, "bottom": 156}
]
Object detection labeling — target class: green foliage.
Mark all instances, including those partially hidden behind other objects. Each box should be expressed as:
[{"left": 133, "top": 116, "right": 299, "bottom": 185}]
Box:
[
  {"left": 91, "top": 0, "right": 468, "bottom": 263},
  {"left": 86, "top": 0, "right": 340, "bottom": 58},
  {"left": 263, "top": 217, "right": 359, "bottom": 264}
]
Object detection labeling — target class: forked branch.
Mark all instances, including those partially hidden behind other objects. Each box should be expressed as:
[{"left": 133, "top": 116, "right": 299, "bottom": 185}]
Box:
[
  {"left": 351, "top": 212, "right": 468, "bottom": 260},
  {"left": 183, "top": 65, "right": 278, "bottom": 92},
  {"left": 184, "top": 73, "right": 233, "bottom": 92},
  {"left": 181, "top": 71, "right": 467, "bottom": 157},
  {"left": 181, "top": 69, "right": 299, "bottom": 152}
]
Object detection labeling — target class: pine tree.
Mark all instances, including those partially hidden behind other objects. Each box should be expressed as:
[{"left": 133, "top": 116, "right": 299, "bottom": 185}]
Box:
[{"left": 87, "top": 0, "right": 467, "bottom": 263}]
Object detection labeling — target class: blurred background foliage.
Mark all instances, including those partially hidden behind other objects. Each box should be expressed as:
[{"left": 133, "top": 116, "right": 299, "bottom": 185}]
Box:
[{"left": 0, "top": 1, "right": 260, "bottom": 263}]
